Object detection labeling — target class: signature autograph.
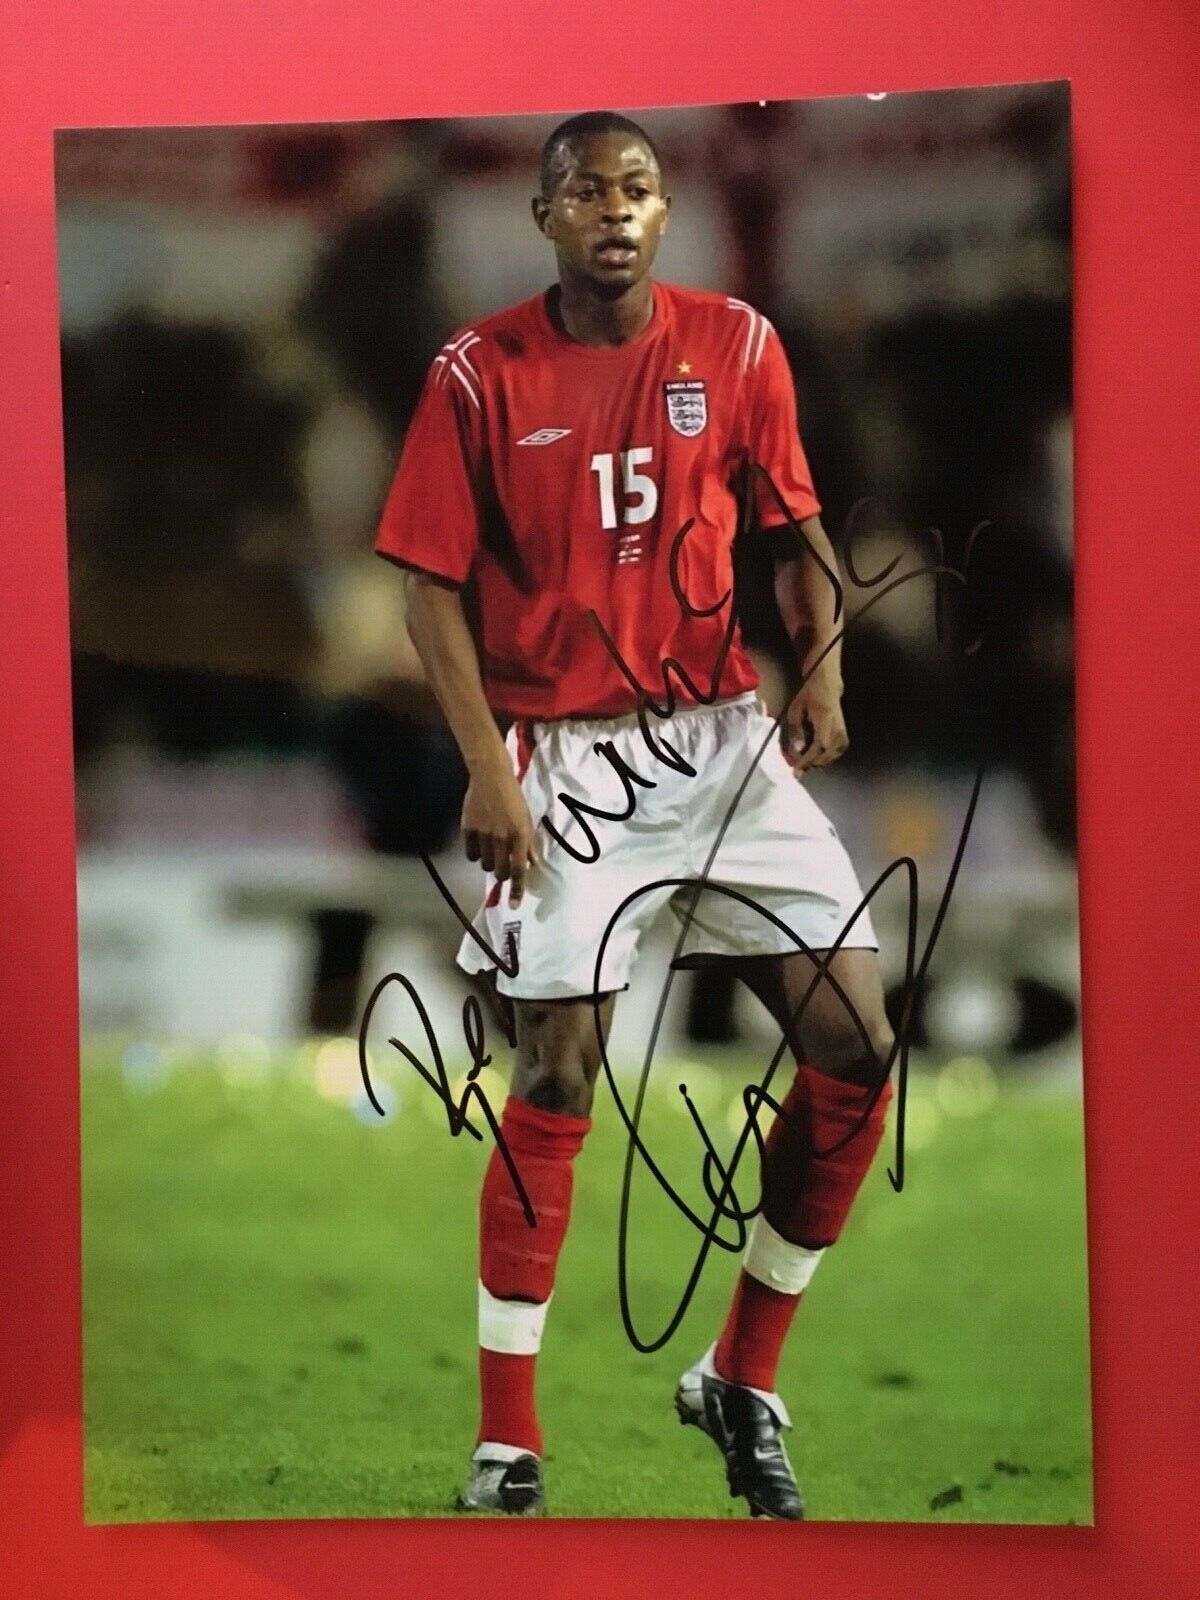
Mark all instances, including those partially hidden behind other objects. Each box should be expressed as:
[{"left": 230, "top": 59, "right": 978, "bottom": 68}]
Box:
[
  {"left": 594, "top": 770, "right": 982, "bottom": 1351},
  {"left": 357, "top": 972, "right": 534, "bottom": 1226},
  {"left": 546, "top": 475, "right": 990, "bottom": 865},
  {"left": 359, "top": 461, "right": 992, "bottom": 1352}
]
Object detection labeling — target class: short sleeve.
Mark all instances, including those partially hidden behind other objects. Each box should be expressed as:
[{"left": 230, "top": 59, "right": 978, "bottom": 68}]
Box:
[
  {"left": 375, "top": 346, "right": 487, "bottom": 584},
  {"left": 741, "top": 323, "right": 821, "bottom": 529}
]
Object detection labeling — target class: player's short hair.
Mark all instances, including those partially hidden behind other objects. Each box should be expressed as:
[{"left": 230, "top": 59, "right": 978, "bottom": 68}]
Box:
[{"left": 539, "top": 111, "right": 663, "bottom": 199}]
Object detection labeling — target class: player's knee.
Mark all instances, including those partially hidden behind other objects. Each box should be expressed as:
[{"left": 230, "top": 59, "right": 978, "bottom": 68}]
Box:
[
  {"left": 512, "top": 1006, "right": 598, "bottom": 1116},
  {"left": 865, "top": 1011, "right": 895, "bottom": 1068},
  {"left": 809, "top": 1009, "right": 894, "bottom": 1085},
  {"left": 517, "top": 1063, "right": 593, "bottom": 1116}
]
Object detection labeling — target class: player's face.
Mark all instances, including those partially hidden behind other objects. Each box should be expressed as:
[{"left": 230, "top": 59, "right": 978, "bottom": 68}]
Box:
[{"left": 534, "top": 132, "right": 670, "bottom": 294}]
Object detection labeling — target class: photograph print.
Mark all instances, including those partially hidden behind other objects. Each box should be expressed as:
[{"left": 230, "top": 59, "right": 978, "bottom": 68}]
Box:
[{"left": 62, "top": 82, "right": 1088, "bottom": 1523}]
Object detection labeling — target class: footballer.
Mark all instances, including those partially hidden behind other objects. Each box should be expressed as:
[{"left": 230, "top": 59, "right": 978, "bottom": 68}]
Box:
[{"left": 376, "top": 110, "right": 895, "bottom": 1519}]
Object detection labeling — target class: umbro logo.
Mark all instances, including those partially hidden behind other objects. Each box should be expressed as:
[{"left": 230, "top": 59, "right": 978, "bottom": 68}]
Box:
[{"left": 516, "top": 428, "right": 572, "bottom": 446}]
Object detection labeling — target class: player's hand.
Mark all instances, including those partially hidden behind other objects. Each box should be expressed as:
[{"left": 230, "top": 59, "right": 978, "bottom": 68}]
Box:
[
  {"left": 783, "top": 676, "right": 849, "bottom": 773},
  {"left": 462, "top": 758, "right": 541, "bottom": 906}
]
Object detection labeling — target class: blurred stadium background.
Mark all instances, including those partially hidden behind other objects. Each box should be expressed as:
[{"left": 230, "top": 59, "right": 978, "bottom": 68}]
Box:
[{"left": 59, "top": 84, "right": 1089, "bottom": 1523}]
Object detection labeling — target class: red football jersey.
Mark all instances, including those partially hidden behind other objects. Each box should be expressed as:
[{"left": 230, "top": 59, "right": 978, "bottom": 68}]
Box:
[{"left": 376, "top": 279, "right": 821, "bottom": 720}]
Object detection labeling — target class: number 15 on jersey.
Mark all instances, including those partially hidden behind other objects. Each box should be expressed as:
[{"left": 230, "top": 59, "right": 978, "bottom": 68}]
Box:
[{"left": 590, "top": 448, "right": 658, "bottom": 529}]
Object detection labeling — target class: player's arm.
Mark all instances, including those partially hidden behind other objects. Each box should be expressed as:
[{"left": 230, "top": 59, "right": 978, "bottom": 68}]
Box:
[
  {"left": 376, "top": 341, "right": 539, "bottom": 902},
  {"left": 772, "top": 515, "right": 848, "bottom": 771},
  {"left": 742, "top": 319, "right": 849, "bottom": 773},
  {"left": 403, "top": 568, "right": 539, "bottom": 900}
]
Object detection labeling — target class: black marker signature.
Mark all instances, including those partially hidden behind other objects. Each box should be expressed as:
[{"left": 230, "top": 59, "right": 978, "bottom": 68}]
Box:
[
  {"left": 563, "top": 467, "right": 990, "bottom": 1348},
  {"left": 593, "top": 769, "right": 983, "bottom": 1353},
  {"left": 361, "top": 461, "right": 993, "bottom": 1354},
  {"left": 546, "top": 471, "right": 991, "bottom": 866},
  {"left": 539, "top": 519, "right": 725, "bottom": 864},
  {"left": 841, "top": 493, "right": 992, "bottom": 655},
  {"left": 411, "top": 465, "right": 990, "bottom": 972},
  {"left": 358, "top": 971, "right": 534, "bottom": 1225}
]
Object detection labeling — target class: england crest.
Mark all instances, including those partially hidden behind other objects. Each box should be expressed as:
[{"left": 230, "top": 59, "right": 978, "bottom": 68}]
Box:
[{"left": 664, "top": 378, "right": 708, "bottom": 438}]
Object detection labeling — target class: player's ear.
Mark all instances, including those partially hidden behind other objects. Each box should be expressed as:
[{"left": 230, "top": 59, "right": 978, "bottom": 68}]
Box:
[{"left": 531, "top": 195, "right": 551, "bottom": 237}]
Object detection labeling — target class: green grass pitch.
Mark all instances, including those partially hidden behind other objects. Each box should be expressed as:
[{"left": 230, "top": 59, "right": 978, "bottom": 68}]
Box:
[{"left": 82, "top": 1044, "right": 1092, "bottom": 1524}]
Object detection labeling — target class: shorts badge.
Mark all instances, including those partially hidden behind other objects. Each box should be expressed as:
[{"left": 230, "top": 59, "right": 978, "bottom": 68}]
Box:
[
  {"left": 664, "top": 378, "right": 707, "bottom": 438},
  {"left": 502, "top": 920, "right": 521, "bottom": 975}
]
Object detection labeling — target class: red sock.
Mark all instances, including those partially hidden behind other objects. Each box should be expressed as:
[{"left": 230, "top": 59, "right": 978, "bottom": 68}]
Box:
[
  {"left": 715, "top": 1065, "right": 892, "bottom": 1391},
  {"left": 476, "top": 1096, "right": 590, "bottom": 1454},
  {"left": 714, "top": 1274, "right": 802, "bottom": 1391},
  {"left": 477, "top": 1347, "right": 541, "bottom": 1456},
  {"left": 766, "top": 1063, "right": 893, "bottom": 1247}
]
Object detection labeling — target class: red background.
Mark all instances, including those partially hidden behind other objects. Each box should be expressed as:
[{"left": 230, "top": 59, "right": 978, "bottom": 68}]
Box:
[{"left": 1, "top": 2, "right": 1197, "bottom": 1595}]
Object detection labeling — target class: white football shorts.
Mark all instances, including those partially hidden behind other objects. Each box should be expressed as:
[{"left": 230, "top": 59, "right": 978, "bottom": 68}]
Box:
[{"left": 457, "top": 691, "right": 877, "bottom": 1000}]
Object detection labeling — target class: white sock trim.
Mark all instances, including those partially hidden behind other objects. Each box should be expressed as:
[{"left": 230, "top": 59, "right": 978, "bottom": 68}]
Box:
[
  {"left": 478, "top": 1282, "right": 551, "bottom": 1355},
  {"left": 473, "top": 1441, "right": 535, "bottom": 1464},
  {"left": 743, "top": 1216, "right": 825, "bottom": 1296},
  {"left": 695, "top": 1344, "right": 792, "bottom": 1430}
]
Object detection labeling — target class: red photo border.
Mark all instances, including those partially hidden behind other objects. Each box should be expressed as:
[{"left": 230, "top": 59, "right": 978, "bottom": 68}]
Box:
[{"left": 2, "top": 3, "right": 1197, "bottom": 1595}]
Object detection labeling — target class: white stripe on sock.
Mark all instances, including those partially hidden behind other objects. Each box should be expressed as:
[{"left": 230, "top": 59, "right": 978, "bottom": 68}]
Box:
[
  {"left": 473, "top": 1440, "right": 533, "bottom": 1464},
  {"left": 696, "top": 1342, "right": 792, "bottom": 1430},
  {"left": 743, "top": 1216, "right": 825, "bottom": 1295},
  {"left": 478, "top": 1281, "right": 551, "bottom": 1354}
]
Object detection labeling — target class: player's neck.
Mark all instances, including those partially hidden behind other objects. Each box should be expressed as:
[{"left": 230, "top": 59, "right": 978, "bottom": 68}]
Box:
[{"left": 551, "top": 279, "right": 656, "bottom": 349}]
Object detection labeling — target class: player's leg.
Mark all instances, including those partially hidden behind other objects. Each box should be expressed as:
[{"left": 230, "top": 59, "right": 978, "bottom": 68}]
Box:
[
  {"left": 459, "top": 992, "right": 614, "bottom": 1515},
  {"left": 664, "top": 696, "right": 895, "bottom": 1514},
  {"left": 676, "top": 951, "right": 893, "bottom": 1518},
  {"left": 455, "top": 702, "right": 685, "bottom": 1511},
  {"left": 708, "top": 948, "right": 893, "bottom": 1399},
  {"left": 677, "top": 949, "right": 893, "bottom": 1518}
]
